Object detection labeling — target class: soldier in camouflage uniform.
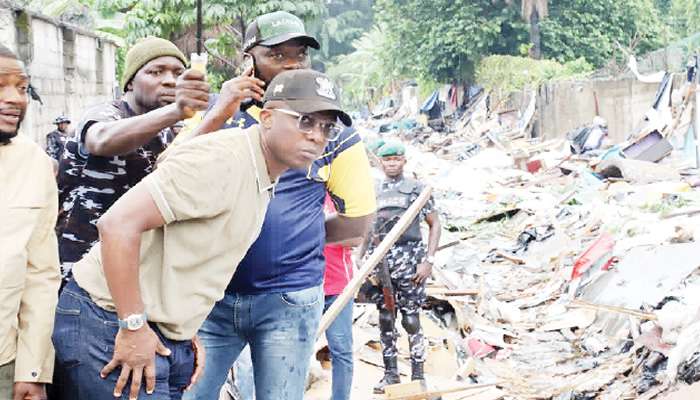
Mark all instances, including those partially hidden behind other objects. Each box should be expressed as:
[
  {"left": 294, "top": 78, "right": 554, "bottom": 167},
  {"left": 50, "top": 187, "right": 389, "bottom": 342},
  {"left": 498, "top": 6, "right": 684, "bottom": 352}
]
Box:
[
  {"left": 55, "top": 36, "right": 210, "bottom": 284},
  {"left": 357, "top": 141, "right": 441, "bottom": 394}
]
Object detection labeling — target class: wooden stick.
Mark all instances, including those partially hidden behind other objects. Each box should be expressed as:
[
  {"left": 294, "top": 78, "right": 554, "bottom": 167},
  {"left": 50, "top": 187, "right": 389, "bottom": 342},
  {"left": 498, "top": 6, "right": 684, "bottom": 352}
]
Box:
[
  {"left": 386, "top": 382, "right": 505, "bottom": 400},
  {"left": 426, "top": 288, "right": 479, "bottom": 296},
  {"left": 437, "top": 240, "right": 461, "bottom": 252},
  {"left": 665, "top": 77, "right": 696, "bottom": 139},
  {"left": 316, "top": 186, "right": 434, "bottom": 337},
  {"left": 569, "top": 299, "right": 658, "bottom": 321}
]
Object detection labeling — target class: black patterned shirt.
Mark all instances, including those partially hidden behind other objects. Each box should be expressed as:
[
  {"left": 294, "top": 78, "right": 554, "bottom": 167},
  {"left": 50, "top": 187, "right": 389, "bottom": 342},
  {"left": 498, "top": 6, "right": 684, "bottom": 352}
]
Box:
[{"left": 55, "top": 100, "right": 172, "bottom": 279}]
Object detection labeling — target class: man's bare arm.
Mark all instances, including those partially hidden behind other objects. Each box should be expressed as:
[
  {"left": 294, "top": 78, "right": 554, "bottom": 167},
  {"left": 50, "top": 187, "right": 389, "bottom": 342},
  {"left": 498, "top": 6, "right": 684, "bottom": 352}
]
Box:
[
  {"left": 97, "top": 182, "right": 171, "bottom": 399},
  {"left": 424, "top": 210, "right": 441, "bottom": 259},
  {"left": 85, "top": 69, "right": 209, "bottom": 156},
  {"left": 325, "top": 213, "right": 374, "bottom": 245},
  {"left": 181, "top": 69, "right": 265, "bottom": 142},
  {"left": 412, "top": 210, "right": 442, "bottom": 285},
  {"left": 86, "top": 104, "right": 187, "bottom": 156}
]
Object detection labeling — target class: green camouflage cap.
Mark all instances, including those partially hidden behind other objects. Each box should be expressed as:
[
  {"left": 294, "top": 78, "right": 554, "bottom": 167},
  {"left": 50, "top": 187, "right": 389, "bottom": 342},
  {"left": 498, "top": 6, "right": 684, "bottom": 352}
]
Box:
[
  {"left": 366, "top": 138, "right": 385, "bottom": 153},
  {"left": 376, "top": 141, "right": 406, "bottom": 157},
  {"left": 243, "top": 11, "right": 320, "bottom": 52}
]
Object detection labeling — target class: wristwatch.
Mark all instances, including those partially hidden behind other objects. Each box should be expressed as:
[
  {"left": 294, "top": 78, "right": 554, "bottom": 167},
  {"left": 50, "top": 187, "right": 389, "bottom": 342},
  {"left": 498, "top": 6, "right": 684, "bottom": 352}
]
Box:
[
  {"left": 425, "top": 255, "right": 435, "bottom": 264},
  {"left": 118, "top": 313, "right": 147, "bottom": 331}
]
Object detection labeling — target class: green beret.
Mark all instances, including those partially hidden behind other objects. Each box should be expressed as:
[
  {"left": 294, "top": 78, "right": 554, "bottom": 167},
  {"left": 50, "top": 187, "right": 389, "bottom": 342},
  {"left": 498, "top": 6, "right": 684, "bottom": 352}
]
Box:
[
  {"left": 366, "top": 138, "right": 385, "bottom": 153},
  {"left": 377, "top": 141, "right": 406, "bottom": 157},
  {"left": 121, "top": 36, "right": 187, "bottom": 91}
]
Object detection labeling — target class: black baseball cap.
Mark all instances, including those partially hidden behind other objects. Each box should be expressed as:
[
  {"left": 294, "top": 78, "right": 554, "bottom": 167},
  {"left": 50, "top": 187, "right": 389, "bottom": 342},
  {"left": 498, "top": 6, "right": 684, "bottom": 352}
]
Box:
[
  {"left": 264, "top": 70, "right": 352, "bottom": 127},
  {"left": 243, "top": 11, "right": 320, "bottom": 52}
]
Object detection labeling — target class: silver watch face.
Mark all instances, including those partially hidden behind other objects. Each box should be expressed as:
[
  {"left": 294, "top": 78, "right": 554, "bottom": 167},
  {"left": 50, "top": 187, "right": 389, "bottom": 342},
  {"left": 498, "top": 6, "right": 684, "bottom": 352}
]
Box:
[{"left": 126, "top": 315, "right": 144, "bottom": 330}]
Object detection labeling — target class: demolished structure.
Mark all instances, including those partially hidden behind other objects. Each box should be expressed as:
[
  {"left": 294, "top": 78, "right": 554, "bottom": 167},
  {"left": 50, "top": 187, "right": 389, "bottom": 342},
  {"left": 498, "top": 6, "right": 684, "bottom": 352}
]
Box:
[{"left": 304, "top": 54, "right": 700, "bottom": 400}]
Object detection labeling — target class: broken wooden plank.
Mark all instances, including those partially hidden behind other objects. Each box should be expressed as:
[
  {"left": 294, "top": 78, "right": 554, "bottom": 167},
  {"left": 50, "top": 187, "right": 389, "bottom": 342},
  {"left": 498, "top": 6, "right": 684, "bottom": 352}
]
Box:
[
  {"left": 488, "top": 250, "right": 525, "bottom": 265},
  {"left": 384, "top": 381, "right": 424, "bottom": 399},
  {"left": 426, "top": 287, "right": 479, "bottom": 296},
  {"left": 382, "top": 382, "right": 505, "bottom": 400},
  {"left": 569, "top": 299, "right": 658, "bottom": 321},
  {"left": 661, "top": 380, "right": 700, "bottom": 399}
]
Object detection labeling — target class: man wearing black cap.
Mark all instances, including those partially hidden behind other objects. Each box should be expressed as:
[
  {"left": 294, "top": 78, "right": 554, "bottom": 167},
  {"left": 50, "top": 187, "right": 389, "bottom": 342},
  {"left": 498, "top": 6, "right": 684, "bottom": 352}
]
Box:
[
  {"left": 178, "top": 11, "right": 376, "bottom": 400},
  {"left": 51, "top": 69, "right": 351, "bottom": 400},
  {"left": 54, "top": 36, "right": 210, "bottom": 285},
  {"left": 46, "top": 115, "right": 70, "bottom": 161}
]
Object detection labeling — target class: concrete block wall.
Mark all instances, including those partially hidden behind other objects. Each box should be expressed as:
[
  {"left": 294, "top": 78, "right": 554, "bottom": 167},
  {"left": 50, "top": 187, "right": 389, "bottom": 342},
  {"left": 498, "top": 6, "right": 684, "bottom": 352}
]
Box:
[
  {"left": 0, "top": 2, "right": 117, "bottom": 147},
  {"left": 535, "top": 76, "right": 683, "bottom": 144}
]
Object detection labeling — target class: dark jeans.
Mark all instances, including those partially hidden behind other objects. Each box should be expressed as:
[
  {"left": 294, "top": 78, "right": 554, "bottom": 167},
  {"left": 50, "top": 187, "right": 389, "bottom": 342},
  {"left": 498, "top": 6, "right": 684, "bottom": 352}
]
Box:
[{"left": 51, "top": 279, "right": 194, "bottom": 400}]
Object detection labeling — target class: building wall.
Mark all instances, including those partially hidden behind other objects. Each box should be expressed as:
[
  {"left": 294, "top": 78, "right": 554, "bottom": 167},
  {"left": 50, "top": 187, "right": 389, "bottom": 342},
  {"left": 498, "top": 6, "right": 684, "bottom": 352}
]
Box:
[
  {"left": 535, "top": 76, "right": 684, "bottom": 144},
  {"left": 0, "top": 2, "right": 117, "bottom": 147}
]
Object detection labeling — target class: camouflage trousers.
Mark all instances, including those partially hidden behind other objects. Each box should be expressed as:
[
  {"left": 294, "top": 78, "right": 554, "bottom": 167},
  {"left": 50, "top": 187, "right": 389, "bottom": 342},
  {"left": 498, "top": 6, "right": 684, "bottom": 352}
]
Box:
[{"left": 371, "top": 243, "right": 427, "bottom": 363}]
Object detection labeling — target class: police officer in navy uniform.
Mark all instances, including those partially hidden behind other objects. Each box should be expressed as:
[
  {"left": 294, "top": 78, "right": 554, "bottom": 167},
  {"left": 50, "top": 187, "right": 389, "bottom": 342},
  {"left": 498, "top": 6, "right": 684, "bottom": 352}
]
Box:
[
  {"left": 46, "top": 116, "right": 70, "bottom": 160},
  {"left": 357, "top": 141, "right": 442, "bottom": 394}
]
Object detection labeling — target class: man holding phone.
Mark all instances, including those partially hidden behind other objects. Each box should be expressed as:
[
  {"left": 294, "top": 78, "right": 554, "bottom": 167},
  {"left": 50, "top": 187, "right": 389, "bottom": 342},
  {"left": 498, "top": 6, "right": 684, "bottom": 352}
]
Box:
[{"left": 179, "top": 11, "right": 376, "bottom": 400}]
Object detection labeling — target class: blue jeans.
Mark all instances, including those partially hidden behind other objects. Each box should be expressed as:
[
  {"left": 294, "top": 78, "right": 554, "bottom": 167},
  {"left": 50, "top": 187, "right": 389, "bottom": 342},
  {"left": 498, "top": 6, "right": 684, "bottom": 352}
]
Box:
[
  {"left": 182, "top": 285, "right": 323, "bottom": 400},
  {"left": 51, "top": 279, "right": 194, "bottom": 400},
  {"left": 324, "top": 295, "right": 354, "bottom": 400},
  {"left": 230, "top": 345, "right": 255, "bottom": 400}
]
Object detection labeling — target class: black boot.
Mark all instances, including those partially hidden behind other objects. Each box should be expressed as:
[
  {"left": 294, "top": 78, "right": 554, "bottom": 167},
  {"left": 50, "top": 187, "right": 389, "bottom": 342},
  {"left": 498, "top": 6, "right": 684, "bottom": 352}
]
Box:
[
  {"left": 411, "top": 361, "right": 424, "bottom": 381},
  {"left": 373, "top": 356, "right": 401, "bottom": 394}
]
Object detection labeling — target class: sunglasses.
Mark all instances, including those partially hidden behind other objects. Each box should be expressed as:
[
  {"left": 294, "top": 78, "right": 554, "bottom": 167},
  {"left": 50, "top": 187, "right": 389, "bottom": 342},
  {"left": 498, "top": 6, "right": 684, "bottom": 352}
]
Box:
[{"left": 272, "top": 108, "right": 341, "bottom": 141}]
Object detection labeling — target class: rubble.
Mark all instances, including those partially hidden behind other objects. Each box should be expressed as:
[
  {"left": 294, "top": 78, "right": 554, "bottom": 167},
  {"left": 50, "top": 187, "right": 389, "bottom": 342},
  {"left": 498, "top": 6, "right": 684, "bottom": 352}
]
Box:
[{"left": 303, "top": 57, "right": 700, "bottom": 400}]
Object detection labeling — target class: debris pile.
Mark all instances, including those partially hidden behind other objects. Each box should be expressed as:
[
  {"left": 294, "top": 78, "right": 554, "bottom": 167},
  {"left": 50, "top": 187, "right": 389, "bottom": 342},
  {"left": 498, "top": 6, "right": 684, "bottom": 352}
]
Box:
[{"left": 305, "top": 57, "right": 700, "bottom": 400}]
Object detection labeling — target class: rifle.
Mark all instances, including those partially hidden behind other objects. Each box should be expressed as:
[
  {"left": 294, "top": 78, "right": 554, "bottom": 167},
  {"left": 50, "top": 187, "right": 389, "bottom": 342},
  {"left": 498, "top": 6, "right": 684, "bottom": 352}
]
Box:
[{"left": 373, "top": 221, "right": 397, "bottom": 320}]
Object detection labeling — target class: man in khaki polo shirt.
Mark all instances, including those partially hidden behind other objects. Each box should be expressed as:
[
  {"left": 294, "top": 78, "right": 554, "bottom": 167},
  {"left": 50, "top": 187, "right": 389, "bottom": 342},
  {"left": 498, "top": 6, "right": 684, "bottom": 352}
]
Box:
[
  {"left": 51, "top": 69, "right": 352, "bottom": 400},
  {"left": 0, "top": 44, "right": 62, "bottom": 399}
]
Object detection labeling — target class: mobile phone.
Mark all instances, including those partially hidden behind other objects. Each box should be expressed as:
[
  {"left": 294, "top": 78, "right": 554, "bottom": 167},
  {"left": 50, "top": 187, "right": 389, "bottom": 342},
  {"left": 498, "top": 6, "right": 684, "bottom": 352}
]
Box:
[{"left": 241, "top": 56, "right": 255, "bottom": 77}]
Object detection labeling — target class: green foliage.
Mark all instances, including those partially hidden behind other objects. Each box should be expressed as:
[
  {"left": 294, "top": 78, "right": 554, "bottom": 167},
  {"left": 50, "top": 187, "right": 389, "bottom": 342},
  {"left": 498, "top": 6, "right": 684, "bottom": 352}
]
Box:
[
  {"left": 540, "top": 0, "right": 664, "bottom": 67},
  {"left": 374, "top": 0, "right": 527, "bottom": 84},
  {"left": 305, "top": 0, "right": 375, "bottom": 72},
  {"left": 669, "top": 0, "right": 700, "bottom": 36},
  {"left": 324, "top": 26, "right": 394, "bottom": 109},
  {"left": 476, "top": 55, "right": 593, "bottom": 92},
  {"left": 373, "top": 0, "right": 666, "bottom": 85}
]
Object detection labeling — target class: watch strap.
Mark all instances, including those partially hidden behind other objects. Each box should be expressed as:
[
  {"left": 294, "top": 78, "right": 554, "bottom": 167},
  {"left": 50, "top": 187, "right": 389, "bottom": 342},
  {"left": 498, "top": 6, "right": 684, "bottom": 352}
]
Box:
[{"left": 118, "top": 313, "right": 147, "bottom": 330}]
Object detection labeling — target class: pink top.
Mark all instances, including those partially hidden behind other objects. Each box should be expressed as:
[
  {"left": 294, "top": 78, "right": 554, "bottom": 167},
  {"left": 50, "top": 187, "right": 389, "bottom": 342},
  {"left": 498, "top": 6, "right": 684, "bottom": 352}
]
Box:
[{"left": 323, "top": 194, "right": 354, "bottom": 296}]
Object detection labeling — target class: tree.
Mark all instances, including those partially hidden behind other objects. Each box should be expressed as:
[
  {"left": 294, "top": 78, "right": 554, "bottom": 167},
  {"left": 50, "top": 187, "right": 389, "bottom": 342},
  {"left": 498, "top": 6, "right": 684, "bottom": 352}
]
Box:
[
  {"left": 669, "top": 0, "right": 700, "bottom": 37},
  {"left": 540, "top": 0, "right": 664, "bottom": 68},
  {"left": 374, "top": 0, "right": 526, "bottom": 84},
  {"left": 23, "top": 0, "right": 129, "bottom": 46},
  {"left": 500, "top": 0, "right": 549, "bottom": 59},
  {"left": 304, "top": 0, "right": 376, "bottom": 72},
  {"left": 325, "top": 26, "right": 395, "bottom": 109}
]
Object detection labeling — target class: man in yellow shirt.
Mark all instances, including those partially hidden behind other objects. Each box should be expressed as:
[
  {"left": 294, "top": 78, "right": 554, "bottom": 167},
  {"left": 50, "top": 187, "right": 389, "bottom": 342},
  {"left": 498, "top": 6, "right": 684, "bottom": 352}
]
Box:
[{"left": 0, "top": 44, "right": 62, "bottom": 400}]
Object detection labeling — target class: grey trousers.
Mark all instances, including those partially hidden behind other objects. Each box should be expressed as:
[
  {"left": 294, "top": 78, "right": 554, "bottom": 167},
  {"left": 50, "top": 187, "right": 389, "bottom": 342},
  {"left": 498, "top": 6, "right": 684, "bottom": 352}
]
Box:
[{"left": 0, "top": 361, "right": 14, "bottom": 399}]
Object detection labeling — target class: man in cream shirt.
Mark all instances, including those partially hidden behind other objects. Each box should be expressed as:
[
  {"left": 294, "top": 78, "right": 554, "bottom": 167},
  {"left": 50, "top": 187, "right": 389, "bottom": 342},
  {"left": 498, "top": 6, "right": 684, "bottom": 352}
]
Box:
[
  {"left": 51, "top": 69, "right": 353, "bottom": 400},
  {"left": 0, "top": 44, "right": 61, "bottom": 399}
]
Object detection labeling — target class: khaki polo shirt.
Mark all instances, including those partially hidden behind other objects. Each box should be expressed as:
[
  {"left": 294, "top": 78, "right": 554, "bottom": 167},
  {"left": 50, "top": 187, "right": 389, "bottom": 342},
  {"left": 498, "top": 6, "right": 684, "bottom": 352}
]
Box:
[
  {"left": 72, "top": 125, "right": 275, "bottom": 340},
  {"left": 0, "top": 134, "right": 61, "bottom": 382}
]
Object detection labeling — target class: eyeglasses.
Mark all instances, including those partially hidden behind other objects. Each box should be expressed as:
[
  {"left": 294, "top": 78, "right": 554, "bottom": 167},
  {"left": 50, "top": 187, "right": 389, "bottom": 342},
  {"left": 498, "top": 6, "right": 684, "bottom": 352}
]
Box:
[{"left": 272, "top": 108, "right": 341, "bottom": 141}]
